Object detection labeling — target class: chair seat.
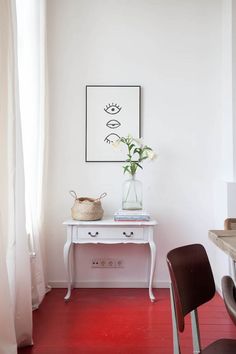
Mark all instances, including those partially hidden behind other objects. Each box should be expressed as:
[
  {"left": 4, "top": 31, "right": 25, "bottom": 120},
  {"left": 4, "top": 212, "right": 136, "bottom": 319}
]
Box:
[{"left": 202, "top": 338, "right": 236, "bottom": 353}]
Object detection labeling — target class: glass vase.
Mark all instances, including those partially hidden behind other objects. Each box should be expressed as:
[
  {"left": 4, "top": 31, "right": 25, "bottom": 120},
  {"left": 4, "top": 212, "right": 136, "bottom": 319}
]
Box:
[{"left": 122, "top": 175, "right": 142, "bottom": 210}]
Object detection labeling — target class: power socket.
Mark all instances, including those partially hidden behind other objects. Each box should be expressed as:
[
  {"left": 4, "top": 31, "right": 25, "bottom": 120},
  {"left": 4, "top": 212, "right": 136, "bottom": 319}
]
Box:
[{"left": 91, "top": 258, "right": 124, "bottom": 268}]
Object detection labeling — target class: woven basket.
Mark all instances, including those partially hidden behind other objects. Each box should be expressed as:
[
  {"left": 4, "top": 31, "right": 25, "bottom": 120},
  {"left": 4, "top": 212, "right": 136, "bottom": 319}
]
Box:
[{"left": 70, "top": 191, "right": 107, "bottom": 221}]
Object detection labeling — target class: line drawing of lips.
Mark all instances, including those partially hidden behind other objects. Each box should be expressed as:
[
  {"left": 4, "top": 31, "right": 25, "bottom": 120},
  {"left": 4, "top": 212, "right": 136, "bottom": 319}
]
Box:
[{"left": 106, "top": 119, "right": 121, "bottom": 129}]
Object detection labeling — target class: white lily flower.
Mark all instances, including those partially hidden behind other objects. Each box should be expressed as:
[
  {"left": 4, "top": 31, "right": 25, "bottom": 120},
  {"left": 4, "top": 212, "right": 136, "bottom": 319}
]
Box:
[
  {"left": 112, "top": 139, "right": 120, "bottom": 148},
  {"left": 111, "top": 135, "right": 157, "bottom": 176},
  {"left": 147, "top": 150, "right": 156, "bottom": 160}
]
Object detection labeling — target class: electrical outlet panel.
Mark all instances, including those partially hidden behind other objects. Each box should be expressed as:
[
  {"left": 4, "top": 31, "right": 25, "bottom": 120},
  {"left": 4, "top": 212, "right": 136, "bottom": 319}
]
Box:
[{"left": 91, "top": 258, "right": 124, "bottom": 268}]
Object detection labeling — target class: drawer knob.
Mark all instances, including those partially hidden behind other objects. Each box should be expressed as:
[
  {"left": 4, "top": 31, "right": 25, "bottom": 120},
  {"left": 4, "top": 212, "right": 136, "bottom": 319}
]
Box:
[
  {"left": 88, "top": 232, "right": 99, "bottom": 237},
  {"left": 123, "top": 231, "right": 134, "bottom": 238}
]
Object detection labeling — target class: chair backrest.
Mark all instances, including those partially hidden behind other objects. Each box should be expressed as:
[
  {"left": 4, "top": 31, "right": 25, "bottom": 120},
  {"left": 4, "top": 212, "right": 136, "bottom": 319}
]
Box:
[
  {"left": 222, "top": 275, "right": 236, "bottom": 326},
  {"left": 167, "top": 243, "right": 216, "bottom": 332},
  {"left": 224, "top": 218, "right": 236, "bottom": 230}
]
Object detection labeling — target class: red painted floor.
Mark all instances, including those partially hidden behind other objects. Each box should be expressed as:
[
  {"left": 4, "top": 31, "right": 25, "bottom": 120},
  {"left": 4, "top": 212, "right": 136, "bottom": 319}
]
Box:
[{"left": 17, "top": 288, "right": 236, "bottom": 354}]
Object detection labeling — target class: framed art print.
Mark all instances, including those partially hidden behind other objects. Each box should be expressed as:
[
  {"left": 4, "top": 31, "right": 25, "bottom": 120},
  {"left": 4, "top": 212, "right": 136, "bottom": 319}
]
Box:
[{"left": 86, "top": 85, "right": 141, "bottom": 162}]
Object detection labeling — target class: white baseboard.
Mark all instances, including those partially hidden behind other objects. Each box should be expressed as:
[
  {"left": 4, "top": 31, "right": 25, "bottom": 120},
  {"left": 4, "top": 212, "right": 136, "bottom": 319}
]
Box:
[
  {"left": 216, "top": 284, "right": 223, "bottom": 298},
  {"left": 48, "top": 280, "right": 169, "bottom": 289}
]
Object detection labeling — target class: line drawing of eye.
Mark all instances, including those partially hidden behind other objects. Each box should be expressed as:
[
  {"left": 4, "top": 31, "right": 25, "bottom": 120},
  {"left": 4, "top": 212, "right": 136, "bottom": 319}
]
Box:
[
  {"left": 106, "top": 119, "right": 121, "bottom": 129},
  {"left": 104, "top": 133, "right": 120, "bottom": 144},
  {"left": 104, "top": 103, "right": 122, "bottom": 115}
]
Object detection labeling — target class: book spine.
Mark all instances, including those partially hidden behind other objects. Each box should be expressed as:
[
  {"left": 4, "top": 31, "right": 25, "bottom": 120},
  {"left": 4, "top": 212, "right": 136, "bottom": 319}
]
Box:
[{"left": 114, "top": 216, "right": 150, "bottom": 221}]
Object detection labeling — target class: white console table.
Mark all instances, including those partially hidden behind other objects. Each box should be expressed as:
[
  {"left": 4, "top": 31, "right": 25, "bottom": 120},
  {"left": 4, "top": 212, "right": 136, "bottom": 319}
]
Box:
[{"left": 63, "top": 218, "right": 157, "bottom": 302}]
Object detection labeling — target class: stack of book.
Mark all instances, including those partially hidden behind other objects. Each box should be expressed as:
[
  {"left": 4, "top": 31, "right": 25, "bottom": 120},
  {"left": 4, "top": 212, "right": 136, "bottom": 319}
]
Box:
[{"left": 114, "top": 209, "right": 151, "bottom": 221}]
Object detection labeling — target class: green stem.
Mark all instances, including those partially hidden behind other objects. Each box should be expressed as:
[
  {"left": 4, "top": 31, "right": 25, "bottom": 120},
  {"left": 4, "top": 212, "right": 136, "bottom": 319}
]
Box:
[{"left": 124, "top": 175, "right": 137, "bottom": 202}]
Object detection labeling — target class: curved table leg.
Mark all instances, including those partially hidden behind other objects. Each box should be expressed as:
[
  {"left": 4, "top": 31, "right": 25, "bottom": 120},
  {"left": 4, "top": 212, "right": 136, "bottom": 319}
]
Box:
[
  {"left": 64, "top": 239, "right": 73, "bottom": 301},
  {"left": 148, "top": 239, "right": 156, "bottom": 302}
]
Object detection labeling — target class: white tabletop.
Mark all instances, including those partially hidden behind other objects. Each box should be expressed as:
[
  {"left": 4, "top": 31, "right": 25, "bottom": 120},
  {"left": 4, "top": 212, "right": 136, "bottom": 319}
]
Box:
[{"left": 63, "top": 217, "right": 157, "bottom": 226}]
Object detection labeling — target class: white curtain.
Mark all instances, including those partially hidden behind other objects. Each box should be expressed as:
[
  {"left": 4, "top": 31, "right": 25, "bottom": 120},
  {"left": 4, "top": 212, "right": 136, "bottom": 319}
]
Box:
[
  {"left": 0, "top": 0, "right": 46, "bottom": 352},
  {"left": 16, "top": 0, "right": 47, "bottom": 309},
  {"left": 0, "top": 0, "right": 32, "bottom": 352}
]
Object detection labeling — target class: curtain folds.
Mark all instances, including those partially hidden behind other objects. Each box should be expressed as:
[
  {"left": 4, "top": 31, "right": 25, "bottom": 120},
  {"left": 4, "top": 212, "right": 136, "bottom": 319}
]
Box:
[
  {"left": 16, "top": 0, "right": 47, "bottom": 310},
  {"left": 0, "top": 0, "right": 32, "bottom": 352},
  {"left": 0, "top": 0, "right": 46, "bottom": 352}
]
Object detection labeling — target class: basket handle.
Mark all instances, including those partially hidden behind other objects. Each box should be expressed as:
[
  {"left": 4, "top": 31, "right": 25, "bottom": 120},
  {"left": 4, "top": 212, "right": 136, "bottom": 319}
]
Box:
[
  {"left": 69, "top": 190, "right": 78, "bottom": 199},
  {"left": 94, "top": 192, "right": 107, "bottom": 202}
]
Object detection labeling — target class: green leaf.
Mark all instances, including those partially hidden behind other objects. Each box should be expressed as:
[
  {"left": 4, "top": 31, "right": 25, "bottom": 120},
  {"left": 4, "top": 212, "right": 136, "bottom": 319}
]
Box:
[
  {"left": 123, "top": 165, "right": 130, "bottom": 174},
  {"left": 136, "top": 163, "right": 143, "bottom": 169},
  {"left": 140, "top": 156, "right": 148, "bottom": 161}
]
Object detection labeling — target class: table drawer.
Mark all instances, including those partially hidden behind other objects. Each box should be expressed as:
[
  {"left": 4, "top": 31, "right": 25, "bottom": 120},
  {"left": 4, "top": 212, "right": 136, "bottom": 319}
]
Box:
[{"left": 73, "top": 226, "right": 144, "bottom": 241}]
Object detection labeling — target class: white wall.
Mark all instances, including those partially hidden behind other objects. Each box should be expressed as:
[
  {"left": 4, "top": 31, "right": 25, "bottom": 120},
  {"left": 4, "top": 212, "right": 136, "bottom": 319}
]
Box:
[{"left": 46, "top": 0, "right": 227, "bottom": 289}]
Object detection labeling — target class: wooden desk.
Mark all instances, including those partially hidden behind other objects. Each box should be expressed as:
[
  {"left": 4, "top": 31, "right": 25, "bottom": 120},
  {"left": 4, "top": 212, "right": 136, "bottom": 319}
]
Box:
[
  {"left": 63, "top": 218, "right": 157, "bottom": 302},
  {"left": 208, "top": 230, "right": 236, "bottom": 262}
]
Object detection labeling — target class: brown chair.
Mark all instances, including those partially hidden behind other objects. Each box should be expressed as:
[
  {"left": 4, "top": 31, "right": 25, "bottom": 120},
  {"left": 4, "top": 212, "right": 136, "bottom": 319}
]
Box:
[
  {"left": 224, "top": 218, "right": 236, "bottom": 230},
  {"left": 222, "top": 275, "right": 236, "bottom": 326},
  {"left": 167, "top": 243, "right": 236, "bottom": 353}
]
